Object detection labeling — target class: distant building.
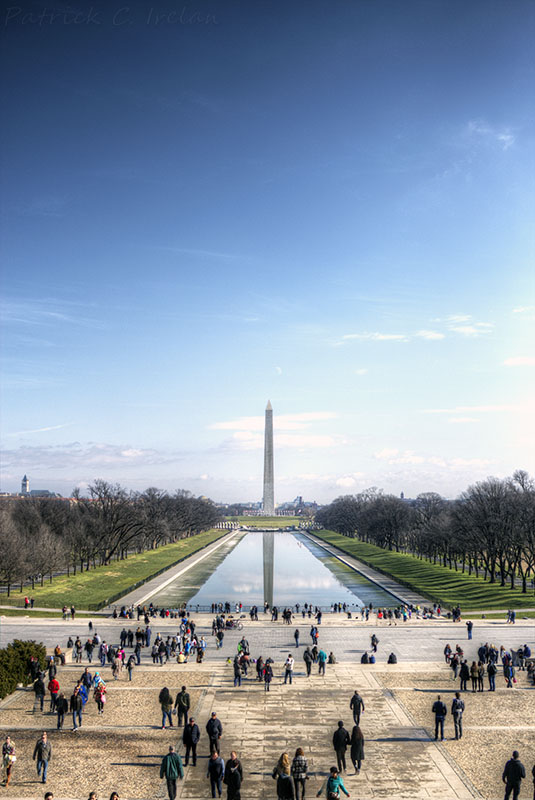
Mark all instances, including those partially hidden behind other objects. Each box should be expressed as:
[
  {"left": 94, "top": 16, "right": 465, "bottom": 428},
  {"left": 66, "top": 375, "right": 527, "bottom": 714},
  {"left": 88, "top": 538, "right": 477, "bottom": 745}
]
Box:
[{"left": 11, "top": 476, "right": 61, "bottom": 499}]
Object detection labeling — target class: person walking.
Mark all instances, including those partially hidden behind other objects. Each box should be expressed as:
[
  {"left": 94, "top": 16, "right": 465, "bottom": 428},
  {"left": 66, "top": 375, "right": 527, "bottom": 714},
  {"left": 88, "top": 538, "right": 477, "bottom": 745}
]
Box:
[
  {"left": 332, "top": 721, "right": 351, "bottom": 773},
  {"left": 33, "top": 676, "right": 46, "bottom": 713},
  {"left": 159, "top": 687, "right": 174, "bottom": 729},
  {"left": 350, "top": 725, "right": 364, "bottom": 774},
  {"left": 466, "top": 620, "right": 473, "bottom": 640},
  {"left": 264, "top": 662, "right": 273, "bottom": 692},
  {"left": 2, "top": 736, "right": 15, "bottom": 788},
  {"left": 451, "top": 692, "right": 465, "bottom": 740},
  {"left": 349, "top": 691, "right": 365, "bottom": 726},
  {"left": 206, "top": 712, "right": 223, "bottom": 755},
  {"left": 502, "top": 751, "right": 526, "bottom": 800},
  {"left": 183, "top": 717, "right": 200, "bottom": 766},
  {"left": 294, "top": 629, "right": 300, "bottom": 648},
  {"left": 303, "top": 648, "right": 313, "bottom": 677},
  {"left": 432, "top": 695, "right": 447, "bottom": 741},
  {"left": 233, "top": 656, "right": 242, "bottom": 688},
  {"left": 284, "top": 654, "right": 295, "bottom": 685},
  {"left": 207, "top": 750, "right": 225, "bottom": 798},
  {"left": 70, "top": 687, "right": 83, "bottom": 730},
  {"left": 55, "top": 692, "right": 68, "bottom": 730},
  {"left": 160, "top": 745, "right": 184, "bottom": 800},
  {"left": 48, "top": 676, "right": 59, "bottom": 712},
  {"left": 175, "top": 686, "right": 190, "bottom": 727},
  {"left": 223, "top": 752, "right": 242, "bottom": 800},
  {"left": 273, "top": 753, "right": 295, "bottom": 800},
  {"left": 316, "top": 766, "right": 350, "bottom": 797},
  {"left": 318, "top": 649, "right": 327, "bottom": 676},
  {"left": 33, "top": 732, "right": 51, "bottom": 784},
  {"left": 126, "top": 654, "right": 135, "bottom": 682},
  {"left": 94, "top": 683, "right": 107, "bottom": 715},
  {"left": 290, "top": 747, "right": 308, "bottom": 800}
]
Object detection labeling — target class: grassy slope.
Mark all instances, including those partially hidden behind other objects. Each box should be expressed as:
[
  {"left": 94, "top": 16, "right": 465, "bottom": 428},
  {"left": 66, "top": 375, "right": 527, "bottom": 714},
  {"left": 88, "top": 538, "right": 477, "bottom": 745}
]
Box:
[
  {"left": 0, "top": 529, "right": 225, "bottom": 610},
  {"left": 315, "top": 530, "right": 535, "bottom": 611}
]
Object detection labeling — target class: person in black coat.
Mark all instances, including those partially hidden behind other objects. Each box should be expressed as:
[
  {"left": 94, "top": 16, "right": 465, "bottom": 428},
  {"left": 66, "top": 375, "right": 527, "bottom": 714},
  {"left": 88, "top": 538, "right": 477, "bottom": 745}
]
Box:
[
  {"left": 303, "top": 648, "right": 312, "bottom": 677},
  {"left": 276, "top": 772, "right": 295, "bottom": 799},
  {"left": 431, "top": 695, "right": 447, "bottom": 741},
  {"left": 349, "top": 691, "right": 365, "bottom": 725},
  {"left": 502, "top": 751, "right": 525, "bottom": 800},
  {"left": 56, "top": 693, "right": 69, "bottom": 729},
  {"left": 350, "top": 725, "right": 364, "bottom": 773},
  {"left": 33, "top": 678, "right": 46, "bottom": 713},
  {"left": 224, "top": 752, "right": 242, "bottom": 800},
  {"left": 332, "top": 720, "right": 350, "bottom": 773},
  {"left": 206, "top": 712, "right": 223, "bottom": 755},
  {"left": 182, "top": 717, "right": 200, "bottom": 766},
  {"left": 459, "top": 660, "right": 470, "bottom": 692}
]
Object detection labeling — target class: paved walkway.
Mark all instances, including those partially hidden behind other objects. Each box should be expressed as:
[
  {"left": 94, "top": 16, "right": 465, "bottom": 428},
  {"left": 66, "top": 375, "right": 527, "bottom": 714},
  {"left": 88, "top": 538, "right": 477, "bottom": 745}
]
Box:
[
  {"left": 304, "top": 531, "right": 432, "bottom": 607},
  {"left": 1, "top": 615, "right": 533, "bottom": 799},
  {"left": 0, "top": 660, "right": 483, "bottom": 800}
]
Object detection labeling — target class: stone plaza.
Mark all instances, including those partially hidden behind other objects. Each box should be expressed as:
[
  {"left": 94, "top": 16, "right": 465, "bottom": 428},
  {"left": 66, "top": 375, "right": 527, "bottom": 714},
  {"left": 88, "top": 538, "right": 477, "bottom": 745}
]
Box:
[{"left": 1, "top": 611, "right": 534, "bottom": 800}]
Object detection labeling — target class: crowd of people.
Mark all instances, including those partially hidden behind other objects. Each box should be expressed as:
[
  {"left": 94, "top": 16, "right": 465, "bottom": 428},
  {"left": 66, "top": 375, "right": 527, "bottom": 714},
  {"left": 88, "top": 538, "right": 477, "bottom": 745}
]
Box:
[{"left": 2, "top": 601, "right": 534, "bottom": 800}]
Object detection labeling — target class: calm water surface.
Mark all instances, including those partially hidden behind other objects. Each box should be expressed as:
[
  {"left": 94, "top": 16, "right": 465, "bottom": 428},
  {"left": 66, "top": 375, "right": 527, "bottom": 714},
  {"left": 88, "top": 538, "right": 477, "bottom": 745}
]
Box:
[{"left": 151, "top": 532, "right": 398, "bottom": 609}]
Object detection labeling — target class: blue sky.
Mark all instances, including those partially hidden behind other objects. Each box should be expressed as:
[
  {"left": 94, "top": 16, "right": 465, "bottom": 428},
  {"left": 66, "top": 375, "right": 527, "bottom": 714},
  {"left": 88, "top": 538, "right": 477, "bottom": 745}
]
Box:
[{"left": 1, "top": 0, "right": 534, "bottom": 502}]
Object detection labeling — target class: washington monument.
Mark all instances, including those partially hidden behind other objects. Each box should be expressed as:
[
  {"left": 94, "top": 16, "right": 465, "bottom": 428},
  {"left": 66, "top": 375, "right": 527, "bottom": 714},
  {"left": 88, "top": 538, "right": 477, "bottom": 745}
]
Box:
[{"left": 263, "top": 400, "right": 274, "bottom": 515}]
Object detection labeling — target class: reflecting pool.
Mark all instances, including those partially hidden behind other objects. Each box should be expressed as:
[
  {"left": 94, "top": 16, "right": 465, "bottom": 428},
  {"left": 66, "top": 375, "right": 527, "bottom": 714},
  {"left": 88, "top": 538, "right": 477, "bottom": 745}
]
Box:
[{"left": 151, "top": 532, "right": 399, "bottom": 609}]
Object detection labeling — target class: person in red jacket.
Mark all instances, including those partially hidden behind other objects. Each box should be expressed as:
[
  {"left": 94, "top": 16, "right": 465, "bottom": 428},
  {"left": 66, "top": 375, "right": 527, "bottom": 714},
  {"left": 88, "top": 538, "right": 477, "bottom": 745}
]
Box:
[{"left": 48, "top": 678, "right": 59, "bottom": 712}]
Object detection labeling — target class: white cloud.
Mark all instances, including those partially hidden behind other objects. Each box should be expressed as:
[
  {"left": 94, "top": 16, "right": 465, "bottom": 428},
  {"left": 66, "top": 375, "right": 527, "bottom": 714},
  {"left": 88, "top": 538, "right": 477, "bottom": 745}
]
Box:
[
  {"left": 354, "top": 368, "right": 368, "bottom": 375},
  {"left": 335, "top": 474, "right": 362, "bottom": 488},
  {"left": 375, "top": 447, "right": 493, "bottom": 470},
  {"left": 209, "top": 411, "right": 337, "bottom": 432},
  {"left": 503, "top": 356, "right": 535, "bottom": 367},
  {"left": 415, "top": 330, "right": 445, "bottom": 340},
  {"left": 439, "top": 314, "right": 471, "bottom": 324},
  {"left": 467, "top": 120, "right": 515, "bottom": 151},
  {"left": 6, "top": 422, "right": 73, "bottom": 437},
  {"left": 375, "top": 448, "right": 399, "bottom": 460},
  {"left": 432, "top": 315, "right": 493, "bottom": 337},
  {"left": 448, "top": 417, "right": 480, "bottom": 424},
  {"left": 275, "top": 366, "right": 283, "bottom": 375},
  {"left": 0, "top": 442, "right": 184, "bottom": 472},
  {"left": 513, "top": 306, "right": 535, "bottom": 314},
  {"left": 223, "top": 430, "right": 345, "bottom": 451},
  {"left": 449, "top": 324, "right": 493, "bottom": 337},
  {"left": 343, "top": 332, "right": 408, "bottom": 342},
  {"left": 424, "top": 404, "right": 521, "bottom": 414}
]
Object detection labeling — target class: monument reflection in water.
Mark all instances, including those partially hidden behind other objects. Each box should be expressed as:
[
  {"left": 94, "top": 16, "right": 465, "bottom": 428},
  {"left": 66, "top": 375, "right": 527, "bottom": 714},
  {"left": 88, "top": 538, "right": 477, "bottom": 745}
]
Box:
[
  {"left": 151, "top": 532, "right": 399, "bottom": 609},
  {"left": 262, "top": 532, "right": 274, "bottom": 608}
]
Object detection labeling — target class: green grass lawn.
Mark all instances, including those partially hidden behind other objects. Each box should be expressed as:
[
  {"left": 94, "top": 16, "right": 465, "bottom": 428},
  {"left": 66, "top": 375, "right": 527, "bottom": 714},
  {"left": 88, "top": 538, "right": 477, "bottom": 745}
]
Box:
[
  {"left": 0, "top": 529, "right": 226, "bottom": 611},
  {"left": 314, "top": 530, "right": 535, "bottom": 611},
  {"left": 226, "top": 516, "right": 302, "bottom": 527}
]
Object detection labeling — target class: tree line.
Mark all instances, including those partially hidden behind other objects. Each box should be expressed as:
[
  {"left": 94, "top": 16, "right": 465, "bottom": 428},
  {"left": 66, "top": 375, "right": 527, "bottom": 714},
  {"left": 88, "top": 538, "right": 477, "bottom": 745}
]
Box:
[
  {"left": 0, "top": 480, "right": 220, "bottom": 595},
  {"left": 315, "top": 471, "right": 535, "bottom": 593}
]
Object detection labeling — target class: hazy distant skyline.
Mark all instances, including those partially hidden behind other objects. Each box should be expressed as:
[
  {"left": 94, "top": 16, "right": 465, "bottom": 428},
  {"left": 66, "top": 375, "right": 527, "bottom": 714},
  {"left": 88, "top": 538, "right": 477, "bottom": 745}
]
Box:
[{"left": 1, "top": 0, "right": 534, "bottom": 502}]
